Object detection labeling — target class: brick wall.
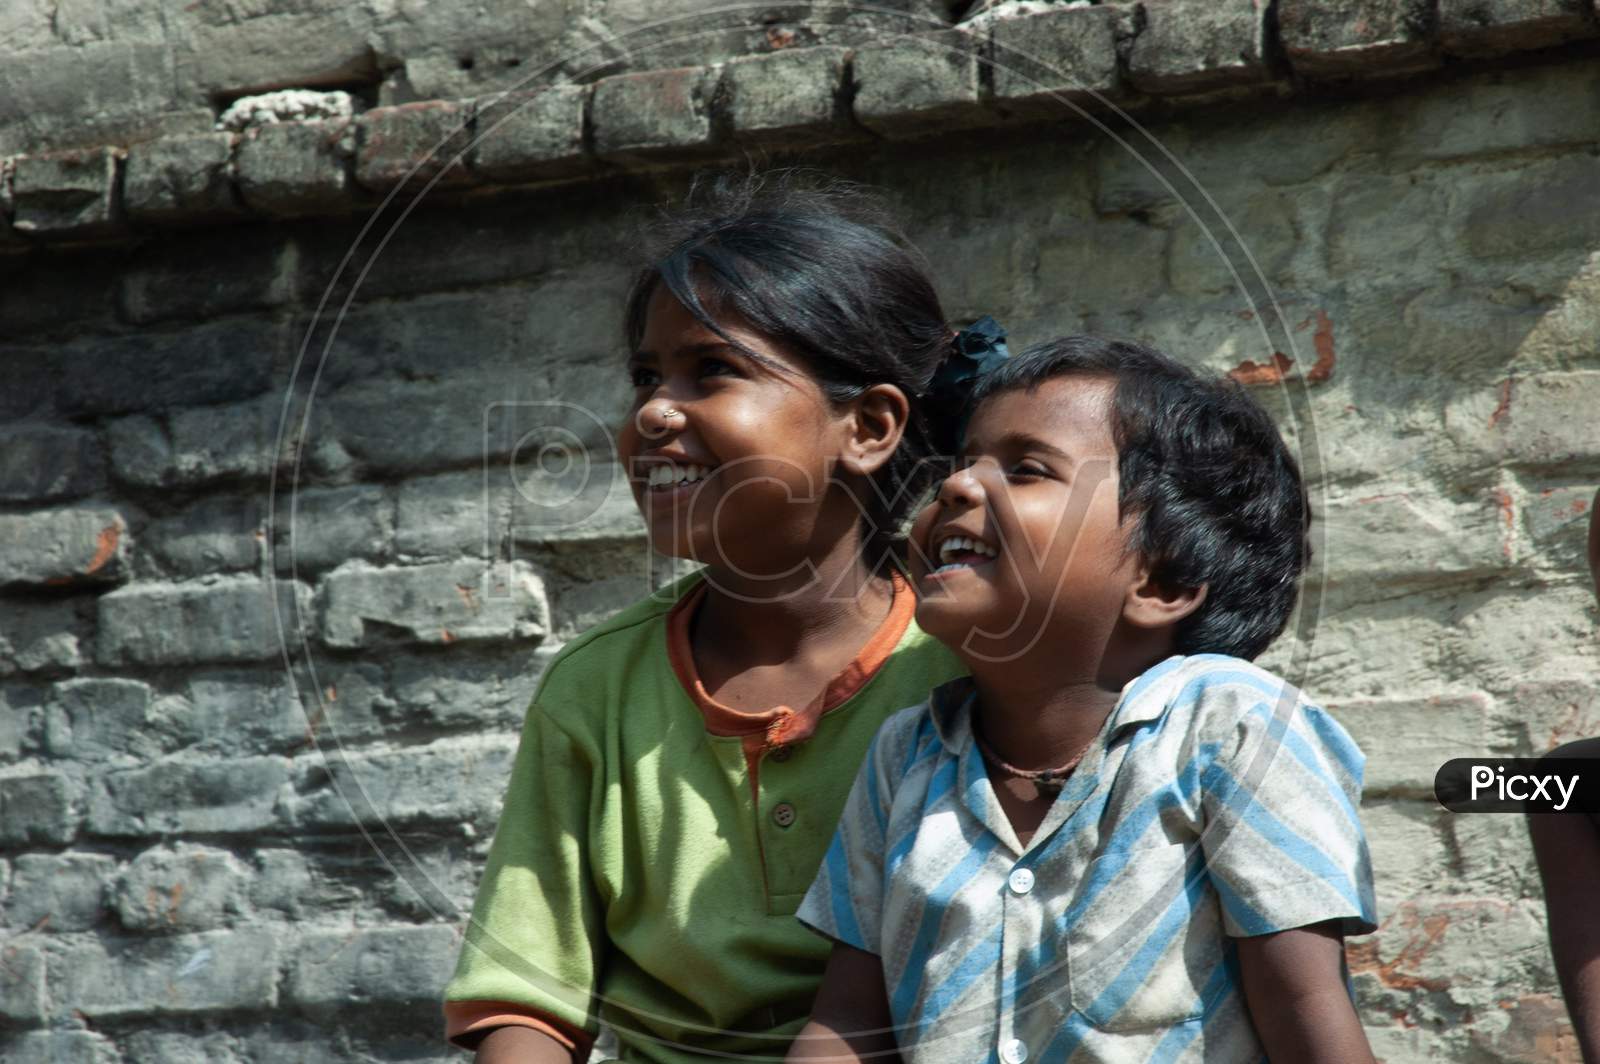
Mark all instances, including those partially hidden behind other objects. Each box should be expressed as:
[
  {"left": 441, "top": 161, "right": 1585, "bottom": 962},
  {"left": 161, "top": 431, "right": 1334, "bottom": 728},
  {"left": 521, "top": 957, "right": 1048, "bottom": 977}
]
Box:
[{"left": 2, "top": 3, "right": 1599, "bottom": 1061}]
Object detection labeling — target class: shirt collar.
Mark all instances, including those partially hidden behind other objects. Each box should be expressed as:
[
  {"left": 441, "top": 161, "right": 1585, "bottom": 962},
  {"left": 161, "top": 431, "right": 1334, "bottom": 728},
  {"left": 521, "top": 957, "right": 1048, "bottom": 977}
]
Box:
[
  {"left": 924, "top": 655, "right": 1188, "bottom": 755},
  {"left": 927, "top": 675, "right": 977, "bottom": 755}
]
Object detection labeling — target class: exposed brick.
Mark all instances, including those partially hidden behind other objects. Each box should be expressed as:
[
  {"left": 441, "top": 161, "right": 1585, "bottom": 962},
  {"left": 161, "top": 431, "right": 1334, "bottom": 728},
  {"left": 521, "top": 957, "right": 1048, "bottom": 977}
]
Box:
[
  {"left": 1511, "top": 679, "right": 1600, "bottom": 754},
  {"left": 1168, "top": 187, "right": 1299, "bottom": 296},
  {"left": 87, "top": 756, "right": 290, "bottom": 837},
  {"left": 0, "top": 423, "right": 105, "bottom": 503},
  {"left": 317, "top": 559, "right": 547, "bottom": 649},
  {"left": 1439, "top": 0, "right": 1596, "bottom": 56},
  {"left": 1037, "top": 214, "right": 1169, "bottom": 312},
  {"left": 0, "top": 343, "right": 54, "bottom": 421},
  {"left": 723, "top": 46, "right": 853, "bottom": 146},
  {"left": 395, "top": 471, "right": 496, "bottom": 560},
  {"left": 1445, "top": 371, "right": 1600, "bottom": 469},
  {"left": 388, "top": 652, "right": 540, "bottom": 733},
  {"left": 270, "top": 482, "right": 392, "bottom": 577},
  {"left": 121, "top": 1030, "right": 238, "bottom": 1062},
  {"left": 185, "top": 671, "right": 324, "bottom": 754},
  {"left": 1454, "top": 153, "right": 1600, "bottom": 260},
  {"left": 1326, "top": 171, "right": 1451, "bottom": 281},
  {"left": 0, "top": 942, "right": 46, "bottom": 1023},
  {"left": 285, "top": 923, "right": 458, "bottom": 1019},
  {"left": 284, "top": 736, "right": 512, "bottom": 830},
  {"left": 1359, "top": 802, "right": 1455, "bottom": 908},
  {"left": 1520, "top": 483, "right": 1596, "bottom": 574},
  {"left": 123, "top": 132, "right": 244, "bottom": 224},
  {"left": 472, "top": 84, "right": 590, "bottom": 183},
  {"left": 0, "top": 508, "right": 129, "bottom": 589},
  {"left": 293, "top": 195, "right": 576, "bottom": 304},
  {"left": 990, "top": 5, "right": 1127, "bottom": 120},
  {"left": 1385, "top": 60, "right": 1600, "bottom": 163},
  {"left": 44, "top": 678, "right": 189, "bottom": 762},
  {"left": 0, "top": 771, "right": 79, "bottom": 846},
  {"left": 97, "top": 577, "right": 313, "bottom": 667},
  {"left": 592, "top": 65, "right": 722, "bottom": 162},
  {"left": 0, "top": 598, "right": 85, "bottom": 677},
  {"left": 116, "top": 228, "right": 296, "bottom": 324},
  {"left": 112, "top": 843, "right": 248, "bottom": 933},
  {"left": 11, "top": 147, "right": 125, "bottom": 239},
  {"left": 144, "top": 494, "right": 265, "bottom": 578},
  {"left": 1326, "top": 693, "right": 1493, "bottom": 797},
  {"left": 2, "top": 1029, "right": 118, "bottom": 1063},
  {"left": 1127, "top": 0, "right": 1271, "bottom": 94},
  {"left": 853, "top": 30, "right": 992, "bottom": 138},
  {"left": 505, "top": 460, "right": 645, "bottom": 548},
  {"left": 1349, "top": 898, "right": 1552, "bottom": 1017},
  {"left": 5, "top": 852, "right": 113, "bottom": 932},
  {"left": 290, "top": 662, "right": 392, "bottom": 744},
  {"left": 328, "top": 374, "right": 578, "bottom": 474},
  {"left": 0, "top": 687, "right": 36, "bottom": 761},
  {"left": 235, "top": 119, "right": 355, "bottom": 217},
  {"left": 53, "top": 929, "right": 280, "bottom": 1019},
  {"left": 355, "top": 99, "right": 477, "bottom": 191},
  {"left": 1319, "top": 489, "right": 1511, "bottom": 586},
  {"left": 113, "top": 394, "right": 291, "bottom": 489},
  {"left": 0, "top": 156, "right": 15, "bottom": 244},
  {"left": 55, "top": 316, "right": 282, "bottom": 417},
  {"left": 1278, "top": 0, "right": 1440, "bottom": 78},
  {"left": 534, "top": 546, "right": 668, "bottom": 641}
]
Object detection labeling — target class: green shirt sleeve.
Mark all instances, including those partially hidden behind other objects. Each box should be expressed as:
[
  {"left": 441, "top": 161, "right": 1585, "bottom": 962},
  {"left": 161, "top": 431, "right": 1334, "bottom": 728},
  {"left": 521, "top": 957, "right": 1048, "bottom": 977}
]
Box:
[{"left": 445, "top": 700, "right": 604, "bottom": 1033}]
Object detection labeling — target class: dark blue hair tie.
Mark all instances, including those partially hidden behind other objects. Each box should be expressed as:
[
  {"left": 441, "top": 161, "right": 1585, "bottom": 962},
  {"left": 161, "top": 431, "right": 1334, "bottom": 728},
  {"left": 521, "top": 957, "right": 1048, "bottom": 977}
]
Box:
[{"left": 924, "top": 316, "right": 1011, "bottom": 450}]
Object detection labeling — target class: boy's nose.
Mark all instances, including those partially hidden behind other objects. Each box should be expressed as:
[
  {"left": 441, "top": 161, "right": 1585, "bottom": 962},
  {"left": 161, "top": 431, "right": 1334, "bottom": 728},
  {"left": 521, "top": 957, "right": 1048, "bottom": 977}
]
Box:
[
  {"left": 635, "top": 396, "right": 687, "bottom": 440},
  {"left": 937, "top": 465, "right": 986, "bottom": 509}
]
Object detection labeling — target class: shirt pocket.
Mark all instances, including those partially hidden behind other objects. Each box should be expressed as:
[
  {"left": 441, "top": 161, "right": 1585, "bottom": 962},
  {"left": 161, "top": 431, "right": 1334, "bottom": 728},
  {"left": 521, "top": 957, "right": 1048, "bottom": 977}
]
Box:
[{"left": 1066, "top": 847, "right": 1211, "bottom": 1031}]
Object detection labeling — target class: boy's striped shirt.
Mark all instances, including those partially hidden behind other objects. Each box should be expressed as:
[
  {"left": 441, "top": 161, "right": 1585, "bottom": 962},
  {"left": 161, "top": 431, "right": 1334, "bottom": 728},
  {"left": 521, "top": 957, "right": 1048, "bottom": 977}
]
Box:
[{"left": 798, "top": 654, "right": 1378, "bottom": 1064}]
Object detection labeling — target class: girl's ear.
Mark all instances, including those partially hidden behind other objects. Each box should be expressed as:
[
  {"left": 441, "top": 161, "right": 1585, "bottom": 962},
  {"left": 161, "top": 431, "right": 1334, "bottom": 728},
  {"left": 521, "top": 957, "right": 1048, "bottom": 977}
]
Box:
[
  {"left": 1123, "top": 563, "right": 1207, "bottom": 630},
  {"left": 839, "top": 383, "right": 911, "bottom": 477}
]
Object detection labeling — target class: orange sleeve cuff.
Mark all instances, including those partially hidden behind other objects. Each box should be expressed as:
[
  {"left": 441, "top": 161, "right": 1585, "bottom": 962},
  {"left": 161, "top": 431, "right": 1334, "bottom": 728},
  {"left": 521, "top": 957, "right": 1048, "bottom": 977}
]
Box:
[{"left": 443, "top": 1000, "right": 596, "bottom": 1058}]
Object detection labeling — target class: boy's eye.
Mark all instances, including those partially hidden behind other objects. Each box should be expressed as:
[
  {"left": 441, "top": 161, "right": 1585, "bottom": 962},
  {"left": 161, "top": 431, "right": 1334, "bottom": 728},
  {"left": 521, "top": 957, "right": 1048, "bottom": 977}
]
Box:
[{"left": 1007, "top": 461, "right": 1053, "bottom": 479}]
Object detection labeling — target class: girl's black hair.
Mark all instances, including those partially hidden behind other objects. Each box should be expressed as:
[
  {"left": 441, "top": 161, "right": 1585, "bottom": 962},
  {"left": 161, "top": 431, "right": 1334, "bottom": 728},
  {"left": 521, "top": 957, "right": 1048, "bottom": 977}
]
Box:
[
  {"left": 969, "top": 336, "right": 1310, "bottom": 661},
  {"left": 624, "top": 170, "right": 957, "bottom": 572}
]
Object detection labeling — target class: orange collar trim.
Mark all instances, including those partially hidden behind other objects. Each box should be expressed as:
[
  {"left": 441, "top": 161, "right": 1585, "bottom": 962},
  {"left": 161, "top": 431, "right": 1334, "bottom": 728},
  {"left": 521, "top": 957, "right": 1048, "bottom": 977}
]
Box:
[{"left": 666, "top": 570, "right": 914, "bottom": 748}]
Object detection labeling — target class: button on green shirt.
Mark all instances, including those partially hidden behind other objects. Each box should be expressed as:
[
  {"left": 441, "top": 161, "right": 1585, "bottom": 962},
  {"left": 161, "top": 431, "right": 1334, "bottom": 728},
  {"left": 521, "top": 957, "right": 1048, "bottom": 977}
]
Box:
[{"left": 444, "top": 569, "right": 965, "bottom": 1062}]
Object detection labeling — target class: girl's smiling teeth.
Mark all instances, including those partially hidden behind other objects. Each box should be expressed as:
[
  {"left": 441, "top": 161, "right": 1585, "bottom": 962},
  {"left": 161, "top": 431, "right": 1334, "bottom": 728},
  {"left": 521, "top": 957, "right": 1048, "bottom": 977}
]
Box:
[
  {"left": 645, "top": 462, "right": 715, "bottom": 490},
  {"left": 932, "top": 534, "right": 998, "bottom": 574}
]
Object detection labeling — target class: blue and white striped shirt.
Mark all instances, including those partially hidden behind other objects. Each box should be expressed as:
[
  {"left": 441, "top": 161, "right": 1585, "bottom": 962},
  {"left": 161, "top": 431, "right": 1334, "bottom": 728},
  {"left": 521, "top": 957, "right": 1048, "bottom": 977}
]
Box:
[{"left": 797, "top": 654, "right": 1378, "bottom": 1064}]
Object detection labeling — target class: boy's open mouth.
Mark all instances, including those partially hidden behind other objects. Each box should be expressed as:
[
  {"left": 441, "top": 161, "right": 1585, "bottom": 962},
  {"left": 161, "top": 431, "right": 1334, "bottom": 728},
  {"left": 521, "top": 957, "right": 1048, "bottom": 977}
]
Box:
[{"left": 929, "top": 533, "right": 999, "bottom": 576}]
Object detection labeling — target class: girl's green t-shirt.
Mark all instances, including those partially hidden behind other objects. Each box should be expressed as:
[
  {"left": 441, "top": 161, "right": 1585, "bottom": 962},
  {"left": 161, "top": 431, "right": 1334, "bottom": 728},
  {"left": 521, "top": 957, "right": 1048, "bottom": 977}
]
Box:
[{"left": 445, "top": 569, "right": 965, "bottom": 1063}]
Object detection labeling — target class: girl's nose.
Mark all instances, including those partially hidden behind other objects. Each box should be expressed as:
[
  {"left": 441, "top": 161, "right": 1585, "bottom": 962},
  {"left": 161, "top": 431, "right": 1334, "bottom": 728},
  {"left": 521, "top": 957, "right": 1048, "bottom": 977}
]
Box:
[
  {"left": 936, "top": 463, "right": 986, "bottom": 509},
  {"left": 635, "top": 396, "right": 688, "bottom": 440}
]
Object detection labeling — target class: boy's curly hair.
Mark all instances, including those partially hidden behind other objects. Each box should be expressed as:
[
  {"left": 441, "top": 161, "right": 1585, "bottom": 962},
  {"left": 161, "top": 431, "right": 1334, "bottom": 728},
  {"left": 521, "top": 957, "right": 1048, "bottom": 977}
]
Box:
[{"left": 970, "top": 336, "right": 1310, "bottom": 661}]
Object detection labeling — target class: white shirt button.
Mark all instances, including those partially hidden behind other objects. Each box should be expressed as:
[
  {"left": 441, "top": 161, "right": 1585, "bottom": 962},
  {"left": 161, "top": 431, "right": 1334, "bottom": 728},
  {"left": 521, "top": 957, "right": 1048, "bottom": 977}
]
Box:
[
  {"left": 1008, "top": 867, "right": 1035, "bottom": 895},
  {"left": 1001, "top": 1038, "right": 1028, "bottom": 1064}
]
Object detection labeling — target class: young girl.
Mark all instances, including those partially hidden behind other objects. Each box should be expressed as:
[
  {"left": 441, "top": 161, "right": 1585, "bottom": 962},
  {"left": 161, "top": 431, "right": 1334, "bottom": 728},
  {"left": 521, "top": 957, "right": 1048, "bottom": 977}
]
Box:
[{"left": 443, "top": 173, "right": 990, "bottom": 1063}]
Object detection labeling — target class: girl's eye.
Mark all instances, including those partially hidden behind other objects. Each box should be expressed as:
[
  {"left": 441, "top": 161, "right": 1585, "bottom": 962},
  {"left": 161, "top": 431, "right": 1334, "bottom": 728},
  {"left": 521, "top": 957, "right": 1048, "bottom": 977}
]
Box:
[
  {"left": 700, "top": 358, "right": 737, "bottom": 378},
  {"left": 629, "top": 366, "right": 659, "bottom": 388}
]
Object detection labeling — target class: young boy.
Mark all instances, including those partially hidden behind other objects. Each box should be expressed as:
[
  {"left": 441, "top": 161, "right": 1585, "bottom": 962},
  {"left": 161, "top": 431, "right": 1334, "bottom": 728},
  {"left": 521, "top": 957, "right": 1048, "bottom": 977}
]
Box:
[{"left": 790, "top": 336, "right": 1378, "bottom": 1063}]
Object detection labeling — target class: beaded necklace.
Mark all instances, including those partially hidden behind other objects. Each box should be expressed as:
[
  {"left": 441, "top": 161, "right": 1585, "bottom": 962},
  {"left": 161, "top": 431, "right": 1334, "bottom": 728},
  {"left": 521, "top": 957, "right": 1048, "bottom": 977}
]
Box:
[{"left": 971, "top": 722, "right": 1090, "bottom": 796}]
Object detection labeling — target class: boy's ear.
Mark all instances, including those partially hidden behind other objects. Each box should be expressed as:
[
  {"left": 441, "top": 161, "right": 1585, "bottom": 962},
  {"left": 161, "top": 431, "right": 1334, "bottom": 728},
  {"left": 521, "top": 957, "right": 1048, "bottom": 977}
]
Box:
[
  {"left": 1123, "top": 564, "right": 1208, "bottom": 630},
  {"left": 838, "top": 383, "right": 910, "bottom": 477}
]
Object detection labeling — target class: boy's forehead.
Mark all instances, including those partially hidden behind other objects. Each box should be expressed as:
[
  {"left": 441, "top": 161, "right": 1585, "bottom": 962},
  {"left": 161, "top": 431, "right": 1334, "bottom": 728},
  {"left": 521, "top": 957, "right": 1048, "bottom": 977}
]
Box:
[{"left": 966, "top": 376, "right": 1117, "bottom": 454}]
